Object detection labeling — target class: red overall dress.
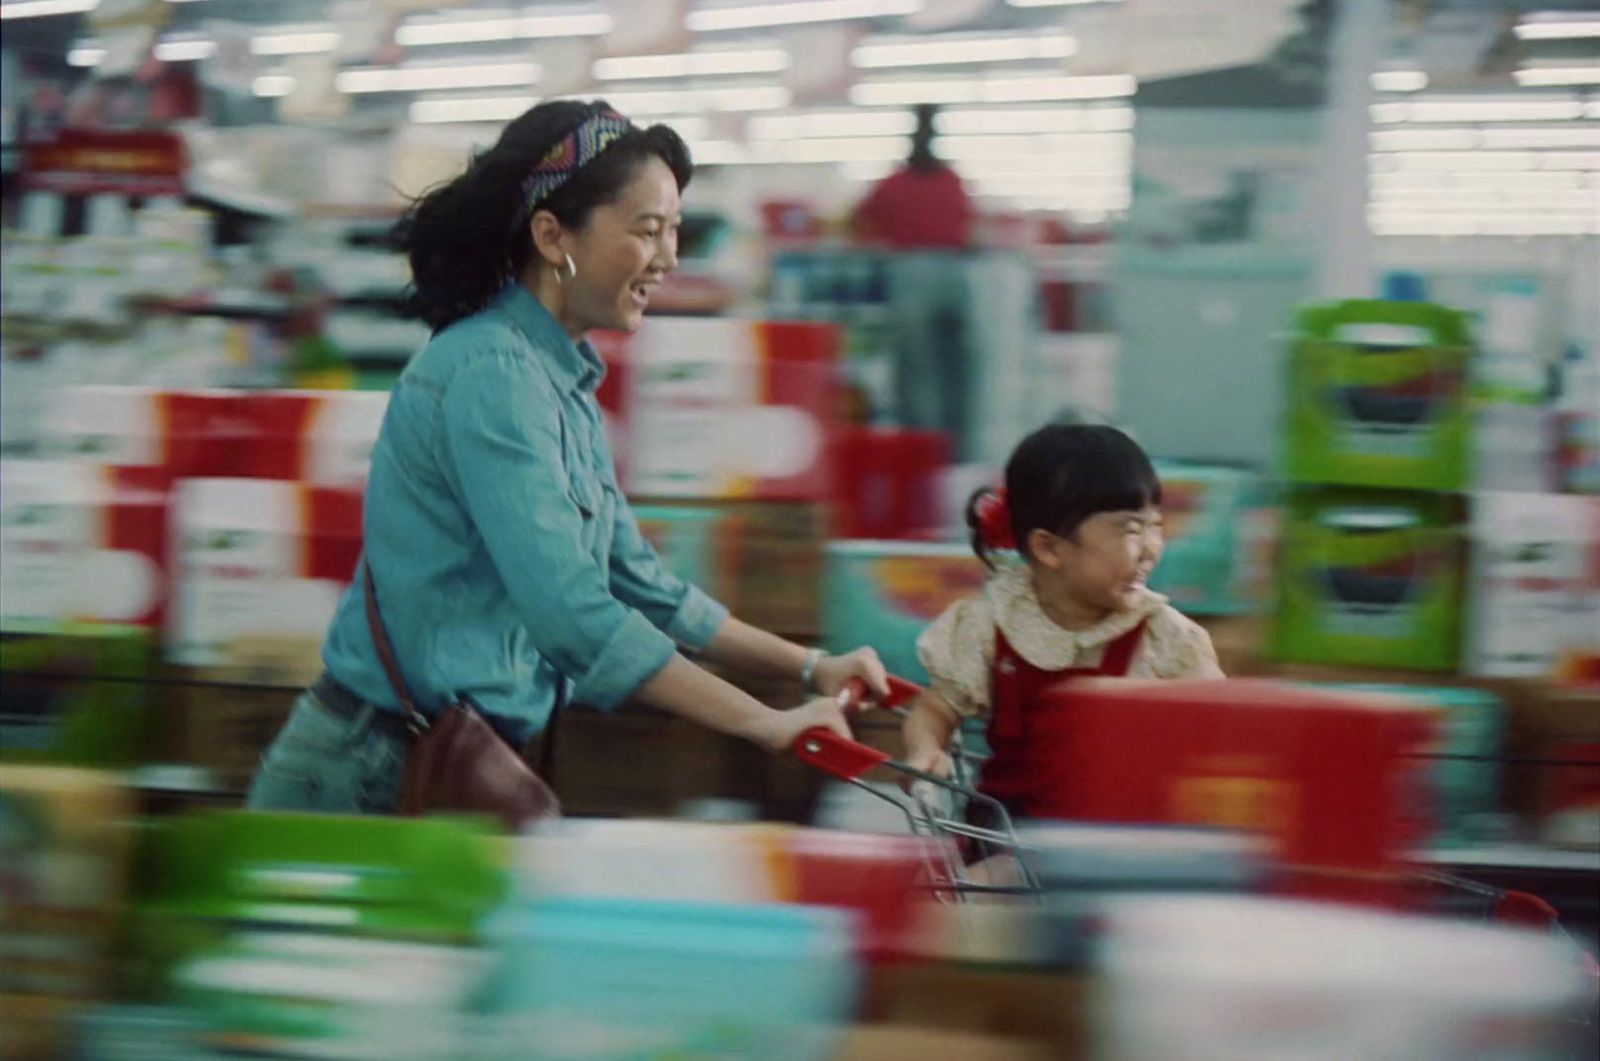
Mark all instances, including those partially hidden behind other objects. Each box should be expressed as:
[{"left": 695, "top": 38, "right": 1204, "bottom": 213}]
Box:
[{"left": 975, "top": 620, "right": 1148, "bottom": 822}]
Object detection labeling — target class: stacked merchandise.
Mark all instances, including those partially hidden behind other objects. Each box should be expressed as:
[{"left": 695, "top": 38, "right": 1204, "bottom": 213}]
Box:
[
  {"left": 597, "top": 316, "right": 843, "bottom": 639},
  {"left": 0, "top": 767, "right": 136, "bottom": 1060},
  {"left": 1273, "top": 299, "right": 1474, "bottom": 672},
  {"left": 0, "top": 387, "right": 386, "bottom": 786},
  {"left": 1149, "top": 461, "right": 1273, "bottom": 617},
  {"left": 766, "top": 248, "right": 1040, "bottom": 467}
]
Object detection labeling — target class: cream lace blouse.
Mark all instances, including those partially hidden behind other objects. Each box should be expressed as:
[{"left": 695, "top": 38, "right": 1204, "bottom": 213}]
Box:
[{"left": 916, "top": 564, "right": 1224, "bottom": 719}]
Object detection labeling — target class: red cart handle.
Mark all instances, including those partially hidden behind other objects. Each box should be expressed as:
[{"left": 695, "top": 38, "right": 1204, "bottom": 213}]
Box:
[
  {"left": 795, "top": 673, "right": 926, "bottom": 780},
  {"left": 792, "top": 727, "right": 892, "bottom": 781},
  {"left": 836, "top": 675, "right": 923, "bottom": 713}
]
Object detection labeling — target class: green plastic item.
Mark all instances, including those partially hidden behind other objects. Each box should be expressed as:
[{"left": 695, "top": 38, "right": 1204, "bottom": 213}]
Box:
[
  {"left": 128, "top": 811, "right": 508, "bottom": 991},
  {"left": 0, "top": 624, "right": 155, "bottom": 767},
  {"left": 1318, "top": 683, "right": 1504, "bottom": 848},
  {"left": 1284, "top": 299, "right": 1474, "bottom": 491},
  {"left": 1270, "top": 489, "right": 1464, "bottom": 672}
]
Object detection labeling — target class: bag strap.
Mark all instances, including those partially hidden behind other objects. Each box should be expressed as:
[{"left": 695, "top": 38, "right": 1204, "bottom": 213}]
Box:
[{"left": 362, "top": 563, "right": 427, "bottom": 735}]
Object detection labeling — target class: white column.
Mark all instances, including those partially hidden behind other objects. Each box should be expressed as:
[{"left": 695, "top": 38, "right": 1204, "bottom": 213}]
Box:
[{"left": 1317, "top": 0, "right": 1389, "bottom": 300}]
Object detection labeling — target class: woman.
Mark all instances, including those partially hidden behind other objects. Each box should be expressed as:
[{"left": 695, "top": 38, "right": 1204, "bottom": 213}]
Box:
[{"left": 247, "top": 100, "right": 883, "bottom": 815}]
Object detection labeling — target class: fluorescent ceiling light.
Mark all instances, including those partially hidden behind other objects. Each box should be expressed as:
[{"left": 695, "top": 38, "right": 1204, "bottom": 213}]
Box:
[
  {"left": 688, "top": 0, "right": 921, "bottom": 33},
  {"left": 749, "top": 110, "right": 917, "bottom": 138},
  {"left": 1, "top": 0, "right": 98, "bottom": 19},
  {"left": 337, "top": 61, "right": 541, "bottom": 94},
  {"left": 411, "top": 95, "right": 533, "bottom": 124},
  {"left": 1371, "top": 170, "right": 1588, "bottom": 192},
  {"left": 253, "top": 29, "right": 341, "bottom": 57},
  {"left": 397, "top": 9, "right": 613, "bottom": 47},
  {"left": 253, "top": 74, "right": 296, "bottom": 98},
  {"left": 1515, "top": 15, "right": 1600, "bottom": 41},
  {"left": 1514, "top": 66, "right": 1600, "bottom": 87},
  {"left": 1007, "top": 0, "right": 1117, "bottom": 7},
  {"left": 593, "top": 48, "right": 790, "bottom": 80},
  {"left": 1370, "top": 128, "right": 1478, "bottom": 151},
  {"left": 592, "top": 85, "right": 792, "bottom": 114},
  {"left": 1371, "top": 70, "right": 1428, "bottom": 92},
  {"left": 1480, "top": 126, "right": 1600, "bottom": 149},
  {"left": 938, "top": 104, "right": 1134, "bottom": 133},
  {"left": 68, "top": 44, "right": 106, "bottom": 67},
  {"left": 154, "top": 38, "right": 217, "bottom": 63},
  {"left": 851, "top": 73, "right": 1135, "bottom": 105},
  {"left": 851, "top": 33, "right": 1076, "bottom": 69},
  {"left": 1372, "top": 97, "right": 1586, "bottom": 123}
]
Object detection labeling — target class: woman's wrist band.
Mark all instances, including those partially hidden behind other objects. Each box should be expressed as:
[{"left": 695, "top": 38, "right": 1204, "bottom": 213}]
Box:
[{"left": 800, "top": 648, "right": 825, "bottom": 693}]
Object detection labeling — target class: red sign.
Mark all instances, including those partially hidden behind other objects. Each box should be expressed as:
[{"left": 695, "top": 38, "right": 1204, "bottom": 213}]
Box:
[{"left": 22, "top": 128, "right": 186, "bottom": 198}]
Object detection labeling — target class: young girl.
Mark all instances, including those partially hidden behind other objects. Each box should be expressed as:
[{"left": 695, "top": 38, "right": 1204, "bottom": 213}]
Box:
[{"left": 902, "top": 423, "right": 1223, "bottom": 819}]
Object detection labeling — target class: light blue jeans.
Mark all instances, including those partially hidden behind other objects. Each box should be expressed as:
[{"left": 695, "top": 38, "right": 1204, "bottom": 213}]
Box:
[{"left": 245, "top": 691, "right": 409, "bottom": 815}]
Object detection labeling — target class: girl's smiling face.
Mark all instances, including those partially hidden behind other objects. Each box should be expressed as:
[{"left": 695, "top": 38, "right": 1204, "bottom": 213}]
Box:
[{"left": 1028, "top": 504, "right": 1165, "bottom": 627}]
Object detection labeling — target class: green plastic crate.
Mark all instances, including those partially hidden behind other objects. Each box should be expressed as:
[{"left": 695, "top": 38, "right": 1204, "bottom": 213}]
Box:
[
  {"left": 1284, "top": 299, "right": 1474, "bottom": 491},
  {"left": 1271, "top": 489, "right": 1464, "bottom": 671}
]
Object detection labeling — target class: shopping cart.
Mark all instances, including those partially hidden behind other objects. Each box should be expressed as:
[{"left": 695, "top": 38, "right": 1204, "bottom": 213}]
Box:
[
  {"left": 792, "top": 675, "right": 1042, "bottom": 904},
  {"left": 791, "top": 675, "right": 1593, "bottom": 936}
]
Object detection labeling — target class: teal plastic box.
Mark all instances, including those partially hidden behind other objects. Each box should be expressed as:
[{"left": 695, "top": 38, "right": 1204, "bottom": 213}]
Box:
[
  {"left": 1150, "top": 462, "right": 1270, "bottom": 616},
  {"left": 632, "top": 505, "right": 729, "bottom": 600},
  {"left": 480, "top": 897, "right": 858, "bottom": 1061},
  {"left": 822, "top": 541, "right": 988, "bottom": 683},
  {"left": 1321, "top": 684, "right": 1504, "bottom": 848}
]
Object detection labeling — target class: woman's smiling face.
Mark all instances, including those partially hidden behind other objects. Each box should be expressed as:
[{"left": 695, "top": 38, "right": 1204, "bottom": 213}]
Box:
[{"left": 562, "top": 155, "right": 681, "bottom": 334}]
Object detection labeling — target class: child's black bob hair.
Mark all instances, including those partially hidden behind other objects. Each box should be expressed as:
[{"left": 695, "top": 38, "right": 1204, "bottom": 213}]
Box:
[
  {"left": 965, "top": 423, "right": 1162, "bottom": 570},
  {"left": 393, "top": 99, "right": 692, "bottom": 333}
]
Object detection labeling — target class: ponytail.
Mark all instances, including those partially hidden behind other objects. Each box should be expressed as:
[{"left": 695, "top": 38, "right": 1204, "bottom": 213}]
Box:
[{"left": 964, "top": 486, "right": 1015, "bottom": 570}]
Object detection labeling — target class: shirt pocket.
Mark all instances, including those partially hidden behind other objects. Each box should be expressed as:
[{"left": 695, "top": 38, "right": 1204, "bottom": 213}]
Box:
[{"left": 561, "top": 428, "right": 606, "bottom": 559}]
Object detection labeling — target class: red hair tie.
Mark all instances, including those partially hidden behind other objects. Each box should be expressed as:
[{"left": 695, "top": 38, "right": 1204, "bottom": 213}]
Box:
[{"left": 976, "top": 488, "right": 1015, "bottom": 550}]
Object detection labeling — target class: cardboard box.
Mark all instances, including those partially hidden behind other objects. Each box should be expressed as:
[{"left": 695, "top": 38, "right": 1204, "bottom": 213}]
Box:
[
  {"left": 609, "top": 318, "right": 842, "bottom": 501},
  {"left": 823, "top": 540, "right": 988, "bottom": 683},
  {"left": 1467, "top": 491, "right": 1595, "bottom": 678},
  {"left": 44, "top": 386, "right": 387, "bottom": 486},
  {"left": 0, "top": 460, "right": 170, "bottom": 631},
  {"left": 722, "top": 501, "right": 828, "bottom": 639},
  {"left": 0, "top": 766, "right": 135, "bottom": 1054},
  {"left": 1271, "top": 488, "right": 1464, "bottom": 671},
  {"left": 168, "top": 478, "right": 362, "bottom": 668},
  {"left": 1284, "top": 300, "right": 1473, "bottom": 492}
]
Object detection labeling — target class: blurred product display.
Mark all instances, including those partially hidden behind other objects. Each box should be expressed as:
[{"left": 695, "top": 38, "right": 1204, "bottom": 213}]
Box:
[{"left": 1, "top": 1, "right": 1597, "bottom": 1057}]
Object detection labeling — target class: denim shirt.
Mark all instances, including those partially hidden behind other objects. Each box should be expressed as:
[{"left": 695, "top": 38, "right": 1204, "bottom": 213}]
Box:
[{"left": 321, "top": 284, "right": 728, "bottom": 742}]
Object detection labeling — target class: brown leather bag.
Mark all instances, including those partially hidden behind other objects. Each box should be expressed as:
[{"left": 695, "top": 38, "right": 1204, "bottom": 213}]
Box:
[{"left": 363, "top": 567, "right": 560, "bottom": 830}]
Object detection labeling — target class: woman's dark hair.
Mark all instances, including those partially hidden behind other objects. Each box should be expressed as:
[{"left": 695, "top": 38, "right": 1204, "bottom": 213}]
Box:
[
  {"left": 393, "top": 99, "right": 693, "bottom": 331},
  {"left": 965, "top": 423, "right": 1162, "bottom": 569}
]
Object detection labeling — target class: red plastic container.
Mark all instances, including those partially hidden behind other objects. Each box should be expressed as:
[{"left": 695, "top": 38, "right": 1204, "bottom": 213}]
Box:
[
  {"left": 1022, "top": 679, "right": 1439, "bottom": 906},
  {"left": 785, "top": 831, "right": 930, "bottom": 962},
  {"left": 831, "top": 427, "right": 950, "bottom": 540}
]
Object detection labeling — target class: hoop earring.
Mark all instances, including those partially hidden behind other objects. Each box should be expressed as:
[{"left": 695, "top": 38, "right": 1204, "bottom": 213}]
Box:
[{"left": 564, "top": 253, "right": 577, "bottom": 280}]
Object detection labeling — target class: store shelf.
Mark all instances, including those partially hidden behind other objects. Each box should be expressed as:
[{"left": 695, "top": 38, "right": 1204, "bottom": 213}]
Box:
[{"left": 1416, "top": 844, "right": 1600, "bottom": 874}]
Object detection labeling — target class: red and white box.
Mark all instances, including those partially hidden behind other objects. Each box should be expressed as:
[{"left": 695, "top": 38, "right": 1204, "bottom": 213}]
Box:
[
  {"left": 168, "top": 478, "right": 363, "bottom": 667},
  {"left": 604, "top": 318, "right": 841, "bottom": 501},
  {"left": 45, "top": 386, "right": 388, "bottom": 486},
  {"left": 0, "top": 459, "right": 170, "bottom": 629},
  {"left": 1024, "top": 679, "right": 1439, "bottom": 906}
]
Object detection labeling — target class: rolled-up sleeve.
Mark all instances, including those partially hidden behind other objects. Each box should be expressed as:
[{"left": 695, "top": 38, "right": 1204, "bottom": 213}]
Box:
[{"left": 441, "top": 352, "right": 675, "bottom": 709}]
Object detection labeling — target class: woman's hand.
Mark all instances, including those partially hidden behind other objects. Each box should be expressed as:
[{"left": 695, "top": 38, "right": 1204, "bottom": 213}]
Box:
[
  {"left": 757, "top": 695, "right": 853, "bottom": 754},
  {"left": 810, "top": 647, "right": 889, "bottom": 701}
]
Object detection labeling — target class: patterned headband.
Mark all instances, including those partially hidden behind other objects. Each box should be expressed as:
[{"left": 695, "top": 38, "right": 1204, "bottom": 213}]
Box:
[{"left": 522, "top": 109, "right": 636, "bottom": 209}]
